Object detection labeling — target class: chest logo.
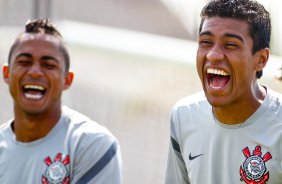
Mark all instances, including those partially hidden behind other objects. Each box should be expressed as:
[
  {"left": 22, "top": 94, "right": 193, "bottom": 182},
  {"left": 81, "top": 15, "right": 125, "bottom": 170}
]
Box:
[
  {"left": 240, "top": 145, "right": 272, "bottom": 184},
  {"left": 189, "top": 153, "right": 204, "bottom": 160},
  {"left": 42, "top": 153, "right": 70, "bottom": 184}
]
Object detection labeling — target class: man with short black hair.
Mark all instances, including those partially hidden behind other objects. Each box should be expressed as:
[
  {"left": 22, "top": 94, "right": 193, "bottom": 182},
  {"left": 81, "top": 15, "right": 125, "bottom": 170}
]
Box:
[
  {"left": 0, "top": 19, "right": 122, "bottom": 184},
  {"left": 164, "top": 0, "right": 282, "bottom": 183}
]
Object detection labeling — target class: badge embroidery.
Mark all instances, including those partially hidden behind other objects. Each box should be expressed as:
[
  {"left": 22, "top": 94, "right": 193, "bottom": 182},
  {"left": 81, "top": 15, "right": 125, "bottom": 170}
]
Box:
[
  {"left": 240, "top": 145, "right": 272, "bottom": 184},
  {"left": 42, "top": 153, "right": 70, "bottom": 184}
]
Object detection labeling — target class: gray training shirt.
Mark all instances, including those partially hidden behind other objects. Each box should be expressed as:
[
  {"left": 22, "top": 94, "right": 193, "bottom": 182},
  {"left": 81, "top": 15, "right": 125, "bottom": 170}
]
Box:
[
  {"left": 165, "top": 88, "right": 282, "bottom": 184},
  {"left": 0, "top": 106, "right": 122, "bottom": 184}
]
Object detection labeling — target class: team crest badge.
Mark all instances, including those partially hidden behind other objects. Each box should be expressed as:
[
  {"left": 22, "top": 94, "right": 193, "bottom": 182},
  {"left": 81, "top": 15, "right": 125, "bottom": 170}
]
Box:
[
  {"left": 240, "top": 145, "right": 272, "bottom": 184},
  {"left": 42, "top": 153, "right": 70, "bottom": 184}
]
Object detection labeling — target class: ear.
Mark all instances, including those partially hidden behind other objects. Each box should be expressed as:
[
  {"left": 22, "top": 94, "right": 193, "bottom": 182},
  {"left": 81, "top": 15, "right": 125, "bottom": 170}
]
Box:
[
  {"left": 2, "top": 63, "right": 10, "bottom": 84},
  {"left": 255, "top": 48, "right": 269, "bottom": 72},
  {"left": 63, "top": 70, "right": 74, "bottom": 90}
]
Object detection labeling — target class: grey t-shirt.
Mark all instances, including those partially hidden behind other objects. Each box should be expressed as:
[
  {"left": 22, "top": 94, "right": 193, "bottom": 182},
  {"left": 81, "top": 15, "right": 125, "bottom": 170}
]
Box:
[
  {"left": 0, "top": 106, "right": 122, "bottom": 184},
  {"left": 165, "top": 89, "right": 282, "bottom": 184}
]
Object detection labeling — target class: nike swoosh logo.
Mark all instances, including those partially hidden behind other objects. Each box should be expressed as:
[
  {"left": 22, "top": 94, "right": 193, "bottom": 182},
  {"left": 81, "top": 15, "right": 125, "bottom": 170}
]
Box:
[{"left": 189, "top": 153, "right": 204, "bottom": 160}]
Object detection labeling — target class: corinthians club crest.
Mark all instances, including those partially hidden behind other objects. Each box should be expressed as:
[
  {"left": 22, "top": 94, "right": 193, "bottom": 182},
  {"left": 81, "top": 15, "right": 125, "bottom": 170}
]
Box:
[
  {"left": 42, "top": 153, "right": 70, "bottom": 184},
  {"left": 240, "top": 145, "right": 272, "bottom": 184}
]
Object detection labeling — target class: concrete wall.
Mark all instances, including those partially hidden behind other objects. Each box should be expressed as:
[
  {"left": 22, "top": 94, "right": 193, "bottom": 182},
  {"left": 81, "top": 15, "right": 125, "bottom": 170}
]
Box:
[
  {"left": 0, "top": 0, "right": 189, "bottom": 38},
  {"left": 1, "top": 0, "right": 281, "bottom": 56}
]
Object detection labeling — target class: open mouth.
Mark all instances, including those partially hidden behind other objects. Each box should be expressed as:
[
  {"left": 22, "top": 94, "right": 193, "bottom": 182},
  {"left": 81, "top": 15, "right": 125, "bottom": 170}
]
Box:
[
  {"left": 207, "top": 68, "right": 230, "bottom": 89},
  {"left": 23, "top": 84, "right": 46, "bottom": 100}
]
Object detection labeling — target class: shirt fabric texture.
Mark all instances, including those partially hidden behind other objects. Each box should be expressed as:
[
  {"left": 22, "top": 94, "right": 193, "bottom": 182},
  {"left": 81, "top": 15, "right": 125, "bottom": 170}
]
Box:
[
  {"left": 0, "top": 106, "right": 122, "bottom": 184},
  {"left": 164, "top": 88, "right": 282, "bottom": 184}
]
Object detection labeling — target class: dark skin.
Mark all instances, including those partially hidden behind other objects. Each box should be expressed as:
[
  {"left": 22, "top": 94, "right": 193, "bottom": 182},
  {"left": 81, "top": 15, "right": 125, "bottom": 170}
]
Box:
[
  {"left": 3, "top": 33, "right": 74, "bottom": 142},
  {"left": 196, "top": 17, "right": 269, "bottom": 124}
]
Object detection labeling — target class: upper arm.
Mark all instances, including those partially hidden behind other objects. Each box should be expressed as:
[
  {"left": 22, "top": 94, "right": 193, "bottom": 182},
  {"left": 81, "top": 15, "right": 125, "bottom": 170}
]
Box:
[
  {"left": 71, "top": 130, "right": 122, "bottom": 184},
  {"left": 164, "top": 108, "right": 190, "bottom": 184}
]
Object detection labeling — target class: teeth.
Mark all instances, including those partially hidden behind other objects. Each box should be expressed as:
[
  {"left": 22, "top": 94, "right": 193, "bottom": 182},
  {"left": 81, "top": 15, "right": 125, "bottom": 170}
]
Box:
[
  {"left": 24, "top": 93, "right": 43, "bottom": 99},
  {"left": 207, "top": 68, "right": 229, "bottom": 76},
  {"left": 24, "top": 84, "right": 45, "bottom": 91},
  {"left": 23, "top": 84, "right": 45, "bottom": 100}
]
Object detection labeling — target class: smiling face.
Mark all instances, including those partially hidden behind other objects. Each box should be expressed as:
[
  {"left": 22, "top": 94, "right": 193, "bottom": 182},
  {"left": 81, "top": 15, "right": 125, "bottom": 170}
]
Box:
[
  {"left": 3, "top": 33, "right": 73, "bottom": 116},
  {"left": 197, "top": 17, "right": 265, "bottom": 108}
]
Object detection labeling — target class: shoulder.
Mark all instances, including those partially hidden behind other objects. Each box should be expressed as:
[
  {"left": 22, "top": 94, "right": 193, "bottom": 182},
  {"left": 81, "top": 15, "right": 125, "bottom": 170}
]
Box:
[
  {"left": 62, "top": 108, "right": 122, "bottom": 184},
  {"left": 170, "top": 91, "right": 211, "bottom": 130},
  {"left": 0, "top": 121, "right": 13, "bottom": 144},
  {"left": 62, "top": 106, "right": 118, "bottom": 148},
  {"left": 267, "top": 88, "right": 282, "bottom": 100},
  {"left": 0, "top": 120, "right": 12, "bottom": 134},
  {"left": 172, "top": 91, "right": 209, "bottom": 113},
  {"left": 266, "top": 89, "right": 282, "bottom": 115},
  {"left": 0, "top": 122, "right": 9, "bottom": 131}
]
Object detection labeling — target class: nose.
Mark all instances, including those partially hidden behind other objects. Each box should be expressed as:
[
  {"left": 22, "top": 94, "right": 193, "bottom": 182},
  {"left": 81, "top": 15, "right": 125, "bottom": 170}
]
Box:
[
  {"left": 27, "top": 62, "right": 43, "bottom": 78},
  {"left": 206, "top": 45, "right": 224, "bottom": 63}
]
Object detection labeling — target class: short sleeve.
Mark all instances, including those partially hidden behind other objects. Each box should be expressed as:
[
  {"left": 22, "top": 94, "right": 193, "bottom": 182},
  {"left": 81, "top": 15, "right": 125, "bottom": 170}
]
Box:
[
  {"left": 70, "top": 124, "right": 122, "bottom": 184},
  {"left": 164, "top": 108, "right": 190, "bottom": 184}
]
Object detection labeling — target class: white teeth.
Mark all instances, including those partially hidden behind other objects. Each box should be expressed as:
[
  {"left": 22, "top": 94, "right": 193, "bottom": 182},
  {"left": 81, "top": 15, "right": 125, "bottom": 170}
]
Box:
[
  {"left": 24, "top": 93, "right": 43, "bottom": 99},
  {"left": 24, "top": 84, "right": 45, "bottom": 91},
  {"left": 207, "top": 68, "right": 229, "bottom": 76},
  {"left": 23, "top": 84, "right": 45, "bottom": 100}
]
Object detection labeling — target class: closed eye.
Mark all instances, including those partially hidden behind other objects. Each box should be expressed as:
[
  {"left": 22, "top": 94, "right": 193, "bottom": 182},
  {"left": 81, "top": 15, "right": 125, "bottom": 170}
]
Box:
[
  {"left": 41, "top": 56, "right": 59, "bottom": 69},
  {"left": 16, "top": 59, "right": 32, "bottom": 66},
  {"left": 41, "top": 61, "right": 58, "bottom": 69},
  {"left": 43, "top": 63, "right": 56, "bottom": 69},
  {"left": 199, "top": 40, "right": 213, "bottom": 47},
  {"left": 225, "top": 42, "right": 239, "bottom": 49}
]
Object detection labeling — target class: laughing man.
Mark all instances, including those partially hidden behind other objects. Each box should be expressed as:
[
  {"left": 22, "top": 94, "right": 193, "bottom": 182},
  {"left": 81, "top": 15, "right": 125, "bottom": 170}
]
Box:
[
  {"left": 164, "top": 0, "right": 282, "bottom": 183},
  {"left": 0, "top": 19, "right": 122, "bottom": 184}
]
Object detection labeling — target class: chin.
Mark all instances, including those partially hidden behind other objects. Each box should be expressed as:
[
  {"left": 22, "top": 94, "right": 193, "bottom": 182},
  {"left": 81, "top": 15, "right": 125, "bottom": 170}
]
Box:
[
  {"left": 18, "top": 104, "right": 45, "bottom": 115},
  {"left": 206, "top": 95, "right": 228, "bottom": 108},
  {"left": 24, "top": 109, "right": 44, "bottom": 116}
]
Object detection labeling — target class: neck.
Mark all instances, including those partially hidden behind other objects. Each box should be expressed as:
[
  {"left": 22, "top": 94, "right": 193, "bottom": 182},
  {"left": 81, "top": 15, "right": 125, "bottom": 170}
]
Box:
[
  {"left": 213, "top": 85, "right": 266, "bottom": 125},
  {"left": 13, "top": 106, "right": 62, "bottom": 142}
]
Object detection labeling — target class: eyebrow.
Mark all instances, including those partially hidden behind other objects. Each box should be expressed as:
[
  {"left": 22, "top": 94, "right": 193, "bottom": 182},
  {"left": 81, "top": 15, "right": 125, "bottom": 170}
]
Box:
[
  {"left": 199, "top": 31, "right": 244, "bottom": 43},
  {"left": 41, "top": 56, "right": 59, "bottom": 63},
  {"left": 224, "top": 33, "right": 244, "bottom": 43},
  {"left": 15, "top": 53, "right": 32, "bottom": 59},
  {"left": 199, "top": 31, "right": 213, "bottom": 37}
]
